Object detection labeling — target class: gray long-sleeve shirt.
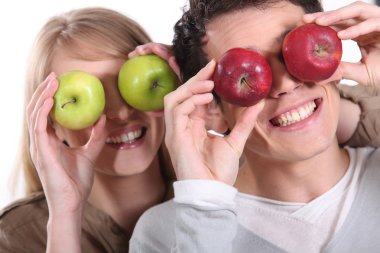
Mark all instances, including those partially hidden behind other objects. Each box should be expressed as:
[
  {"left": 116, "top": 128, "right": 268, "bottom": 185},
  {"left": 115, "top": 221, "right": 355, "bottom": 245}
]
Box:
[{"left": 130, "top": 147, "right": 380, "bottom": 253}]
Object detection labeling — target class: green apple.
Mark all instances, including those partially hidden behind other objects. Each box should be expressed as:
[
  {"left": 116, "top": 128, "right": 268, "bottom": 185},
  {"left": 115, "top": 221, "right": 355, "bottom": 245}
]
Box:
[
  {"left": 51, "top": 70, "right": 105, "bottom": 130},
  {"left": 118, "top": 54, "right": 178, "bottom": 111}
]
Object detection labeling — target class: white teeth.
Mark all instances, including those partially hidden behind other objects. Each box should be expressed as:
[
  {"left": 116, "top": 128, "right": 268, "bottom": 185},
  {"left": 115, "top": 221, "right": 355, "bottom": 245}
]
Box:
[
  {"left": 271, "top": 101, "right": 316, "bottom": 127},
  {"left": 106, "top": 129, "right": 143, "bottom": 144},
  {"left": 299, "top": 107, "right": 308, "bottom": 120}
]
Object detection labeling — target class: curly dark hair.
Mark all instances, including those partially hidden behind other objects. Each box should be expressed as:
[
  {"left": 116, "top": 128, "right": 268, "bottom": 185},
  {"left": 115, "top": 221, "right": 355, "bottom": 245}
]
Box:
[{"left": 173, "top": 0, "right": 323, "bottom": 83}]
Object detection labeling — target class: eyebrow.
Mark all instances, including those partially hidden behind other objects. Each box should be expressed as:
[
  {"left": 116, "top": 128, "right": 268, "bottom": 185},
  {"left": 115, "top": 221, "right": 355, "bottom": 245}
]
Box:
[{"left": 244, "top": 29, "right": 291, "bottom": 53}]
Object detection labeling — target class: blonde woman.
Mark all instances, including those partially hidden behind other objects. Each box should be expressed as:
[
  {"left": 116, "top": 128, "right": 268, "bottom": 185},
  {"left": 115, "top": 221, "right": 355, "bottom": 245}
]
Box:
[{"left": 0, "top": 7, "right": 178, "bottom": 252}]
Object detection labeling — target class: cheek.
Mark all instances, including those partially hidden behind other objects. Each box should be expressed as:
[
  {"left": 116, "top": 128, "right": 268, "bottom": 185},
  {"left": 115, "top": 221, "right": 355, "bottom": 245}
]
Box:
[
  {"left": 220, "top": 102, "right": 242, "bottom": 129},
  {"left": 245, "top": 121, "right": 274, "bottom": 156},
  {"left": 150, "top": 117, "right": 165, "bottom": 145},
  {"left": 322, "top": 84, "right": 341, "bottom": 128}
]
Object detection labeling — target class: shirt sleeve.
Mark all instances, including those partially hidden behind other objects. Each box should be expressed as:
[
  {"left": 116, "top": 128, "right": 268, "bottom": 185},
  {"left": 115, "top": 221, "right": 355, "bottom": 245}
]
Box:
[
  {"left": 339, "top": 84, "right": 380, "bottom": 147},
  {"left": 172, "top": 180, "right": 238, "bottom": 253}
]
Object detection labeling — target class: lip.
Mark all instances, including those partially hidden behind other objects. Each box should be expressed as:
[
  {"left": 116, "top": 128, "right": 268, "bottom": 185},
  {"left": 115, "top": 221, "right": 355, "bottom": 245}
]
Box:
[
  {"left": 268, "top": 98, "right": 323, "bottom": 131},
  {"left": 106, "top": 125, "right": 147, "bottom": 150}
]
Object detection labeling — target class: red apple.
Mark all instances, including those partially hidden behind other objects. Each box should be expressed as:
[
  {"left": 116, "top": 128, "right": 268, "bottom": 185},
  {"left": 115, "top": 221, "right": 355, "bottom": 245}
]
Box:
[
  {"left": 213, "top": 48, "right": 272, "bottom": 107},
  {"left": 282, "top": 23, "right": 342, "bottom": 82}
]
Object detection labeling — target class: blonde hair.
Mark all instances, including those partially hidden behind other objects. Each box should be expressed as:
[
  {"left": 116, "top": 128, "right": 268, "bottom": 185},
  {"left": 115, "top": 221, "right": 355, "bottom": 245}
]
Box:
[{"left": 14, "top": 7, "right": 152, "bottom": 195}]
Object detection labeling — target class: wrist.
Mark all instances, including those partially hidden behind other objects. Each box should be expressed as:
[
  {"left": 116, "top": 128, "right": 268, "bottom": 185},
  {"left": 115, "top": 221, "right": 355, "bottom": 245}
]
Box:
[
  {"left": 47, "top": 210, "right": 83, "bottom": 253},
  {"left": 174, "top": 179, "right": 237, "bottom": 208}
]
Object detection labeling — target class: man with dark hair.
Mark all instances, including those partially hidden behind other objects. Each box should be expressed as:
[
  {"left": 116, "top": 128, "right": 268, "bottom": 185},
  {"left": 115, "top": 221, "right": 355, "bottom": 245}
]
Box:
[
  {"left": 172, "top": 0, "right": 323, "bottom": 83},
  {"left": 130, "top": 1, "right": 380, "bottom": 252}
]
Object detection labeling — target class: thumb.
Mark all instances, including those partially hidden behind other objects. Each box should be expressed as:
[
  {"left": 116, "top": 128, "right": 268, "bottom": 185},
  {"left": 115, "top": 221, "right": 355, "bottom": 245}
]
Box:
[
  {"left": 226, "top": 100, "right": 265, "bottom": 155},
  {"left": 315, "top": 64, "right": 344, "bottom": 86},
  {"left": 84, "top": 115, "right": 107, "bottom": 157},
  {"left": 339, "top": 61, "right": 369, "bottom": 85}
]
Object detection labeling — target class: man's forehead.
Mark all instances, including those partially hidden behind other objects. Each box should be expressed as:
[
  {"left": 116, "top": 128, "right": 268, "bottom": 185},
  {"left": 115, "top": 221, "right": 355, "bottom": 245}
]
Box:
[{"left": 203, "top": 4, "right": 304, "bottom": 57}]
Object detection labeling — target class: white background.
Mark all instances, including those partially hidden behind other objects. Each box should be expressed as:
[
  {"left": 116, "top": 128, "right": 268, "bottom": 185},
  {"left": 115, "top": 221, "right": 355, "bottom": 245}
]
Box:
[{"left": 0, "top": 0, "right": 374, "bottom": 209}]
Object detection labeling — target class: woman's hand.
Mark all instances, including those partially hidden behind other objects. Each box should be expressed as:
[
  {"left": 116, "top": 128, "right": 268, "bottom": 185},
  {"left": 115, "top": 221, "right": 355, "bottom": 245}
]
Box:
[
  {"left": 26, "top": 72, "right": 107, "bottom": 216},
  {"left": 128, "top": 42, "right": 180, "bottom": 77},
  {"left": 164, "top": 60, "right": 264, "bottom": 186},
  {"left": 304, "top": 1, "right": 380, "bottom": 87}
]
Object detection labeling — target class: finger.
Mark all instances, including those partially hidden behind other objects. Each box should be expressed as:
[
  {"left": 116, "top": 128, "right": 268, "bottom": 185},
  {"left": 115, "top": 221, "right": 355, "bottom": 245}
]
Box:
[
  {"left": 168, "top": 93, "right": 213, "bottom": 135},
  {"left": 174, "top": 93, "right": 214, "bottom": 119},
  {"left": 128, "top": 43, "right": 181, "bottom": 80},
  {"left": 82, "top": 114, "right": 107, "bottom": 158},
  {"left": 147, "top": 43, "right": 173, "bottom": 60},
  {"left": 304, "top": 12, "right": 361, "bottom": 34},
  {"left": 164, "top": 80, "right": 214, "bottom": 111},
  {"left": 33, "top": 98, "right": 59, "bottom": 172},
  {"left": 186, "top": 59, "right": 216, "bottom": 85},
  {"left": 27, "top": 73, "right": 56, "bottom": 124},
  {"left": 164, "top": 60, "right": 216, "bottom": 134},
  {"left": 28, "top": 77, "right": 58, "bottom": 149},
  {"left": 29, "top": 77, "right": 59, "bottom": 137},
  {"left": 164, "top": 60, "right": 216, "bottom": 110},
  {"left": 337, "top": 17, "right": 380, "bottom": 40},
  {"left": 164, "top": 79, "right": 213, "bottom": 132},
  {"left": 34, "top": 97, "right": 55, "bottom": 135},
  {"left": 315, "top": 63, "right": 344, "bottom": 86},
  {"left": 128, "top": 43, "right": 172, "bottom": 59},
  {"left": 339, "top": 61, "right": 370, "bottom": 85},
  {"left": 128, "top": 44, "right": 155, "bottom": 58},
  {"left": 28, "top": 76, "right": 58, "bottom": 122},
  {"left": 226, "top": 101, "right": 265, "bottom": 155},
  {"left": 303, "top": 11, "right": 325, "bottom": 23},
  {"left": 314, "top": 2, "right": 380, "bottom": 26}
]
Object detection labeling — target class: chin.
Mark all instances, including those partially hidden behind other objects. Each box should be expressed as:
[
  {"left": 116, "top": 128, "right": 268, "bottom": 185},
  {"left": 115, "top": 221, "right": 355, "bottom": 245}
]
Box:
[
  {"left": 281, "top": 138, "right": 335, "bottom": 162},
  {"left": 247, "top": 122, "right": 338, "bottom": 162},
  {"left": 95, "top": 153, "right": 157, "bottom": 177}
]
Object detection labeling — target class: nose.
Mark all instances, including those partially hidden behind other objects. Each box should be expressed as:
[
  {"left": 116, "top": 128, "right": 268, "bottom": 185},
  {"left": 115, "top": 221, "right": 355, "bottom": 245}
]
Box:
[
  {"left": 268, "top": 57, "right": 303, "bottom": 98},
  {"left": 105, "top": 103, "right": 135, "bottom": 123},
  {"left": 104, "top": 89, "right": 136, "bottom": 123}
]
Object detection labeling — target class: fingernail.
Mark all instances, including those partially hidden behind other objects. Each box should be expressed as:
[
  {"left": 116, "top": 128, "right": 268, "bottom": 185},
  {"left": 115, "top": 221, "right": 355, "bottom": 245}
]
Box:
[
  {"left": 303, "top": 14, "right": 314, "bottom": 22},
  {"left": 45, "top": 72, "right": 55, "bottom": 81},
  {"left": 303, "top": 13, "right": 313, "bottom": 18},
  {"left": 316, "top": 16, "right": 329, "bottom": 24},
  {"left": 337, "top": 30, "right": 347, "bottom": 38},
  {"left": 207, "top": 59, "right": 216, "bottom": 66},
  {"left": 48, "top": 78, "right": 58, "bottom": 89}
]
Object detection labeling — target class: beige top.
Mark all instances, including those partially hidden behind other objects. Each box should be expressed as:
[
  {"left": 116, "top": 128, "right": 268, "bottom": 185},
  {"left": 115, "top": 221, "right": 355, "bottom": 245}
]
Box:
[
  {"left": 339, "top": 84, "right": 380, "bottom": 147},
  {"left": 0, "top": 192, "right": 128, "bottom": 253}
]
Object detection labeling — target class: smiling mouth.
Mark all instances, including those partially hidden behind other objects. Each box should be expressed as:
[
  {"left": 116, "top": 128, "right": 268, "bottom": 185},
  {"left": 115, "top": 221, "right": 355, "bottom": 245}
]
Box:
[
  {"left": 106, "top": 127, "right": 147, "bottom": 144},
  {"left": 270, "top": 99, "right": 320, "bottom": 127}
]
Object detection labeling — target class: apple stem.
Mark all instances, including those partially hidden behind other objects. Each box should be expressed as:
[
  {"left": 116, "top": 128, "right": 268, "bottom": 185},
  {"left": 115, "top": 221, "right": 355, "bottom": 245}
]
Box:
[
  {"left": 314, "top": 44, "right": 328, "bottom": 58},
  {"left": 61, "top": 98, "right": 76, "bottom": 109},
  {"left": 240, "top": 77, "right": 250, "bottom": 89},
  {"left": 152, "top": 80, "right": 159, "bottom": 89}
]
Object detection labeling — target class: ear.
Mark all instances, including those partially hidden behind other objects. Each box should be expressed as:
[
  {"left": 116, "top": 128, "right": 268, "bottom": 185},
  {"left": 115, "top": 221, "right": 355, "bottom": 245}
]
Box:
[{"left": 205, "top": 99, "right": 229, "bottom": 135}]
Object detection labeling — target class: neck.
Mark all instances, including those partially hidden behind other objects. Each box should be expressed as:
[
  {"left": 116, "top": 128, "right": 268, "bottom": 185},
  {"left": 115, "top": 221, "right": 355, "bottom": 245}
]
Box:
[
  {"left": 235, "top": 142, "right": 350, "bottom": 203},
  {"left": 88, "top": 156, "right": 166, "bottom": 238}
]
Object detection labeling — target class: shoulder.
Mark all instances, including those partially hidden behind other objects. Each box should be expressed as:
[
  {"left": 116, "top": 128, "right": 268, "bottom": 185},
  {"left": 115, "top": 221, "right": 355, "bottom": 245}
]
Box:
[
  {"left": 130, "top": 199, "right": 176, "bottom": 251},
  {"left": 0, "top": 191, "right": 48, "bottom": 233},
  {"left": 134, "top": 199, "right": 175, "bottom": 233},
  {"left": 0, "top": 192, "right": 48, "bottom": 251}
]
